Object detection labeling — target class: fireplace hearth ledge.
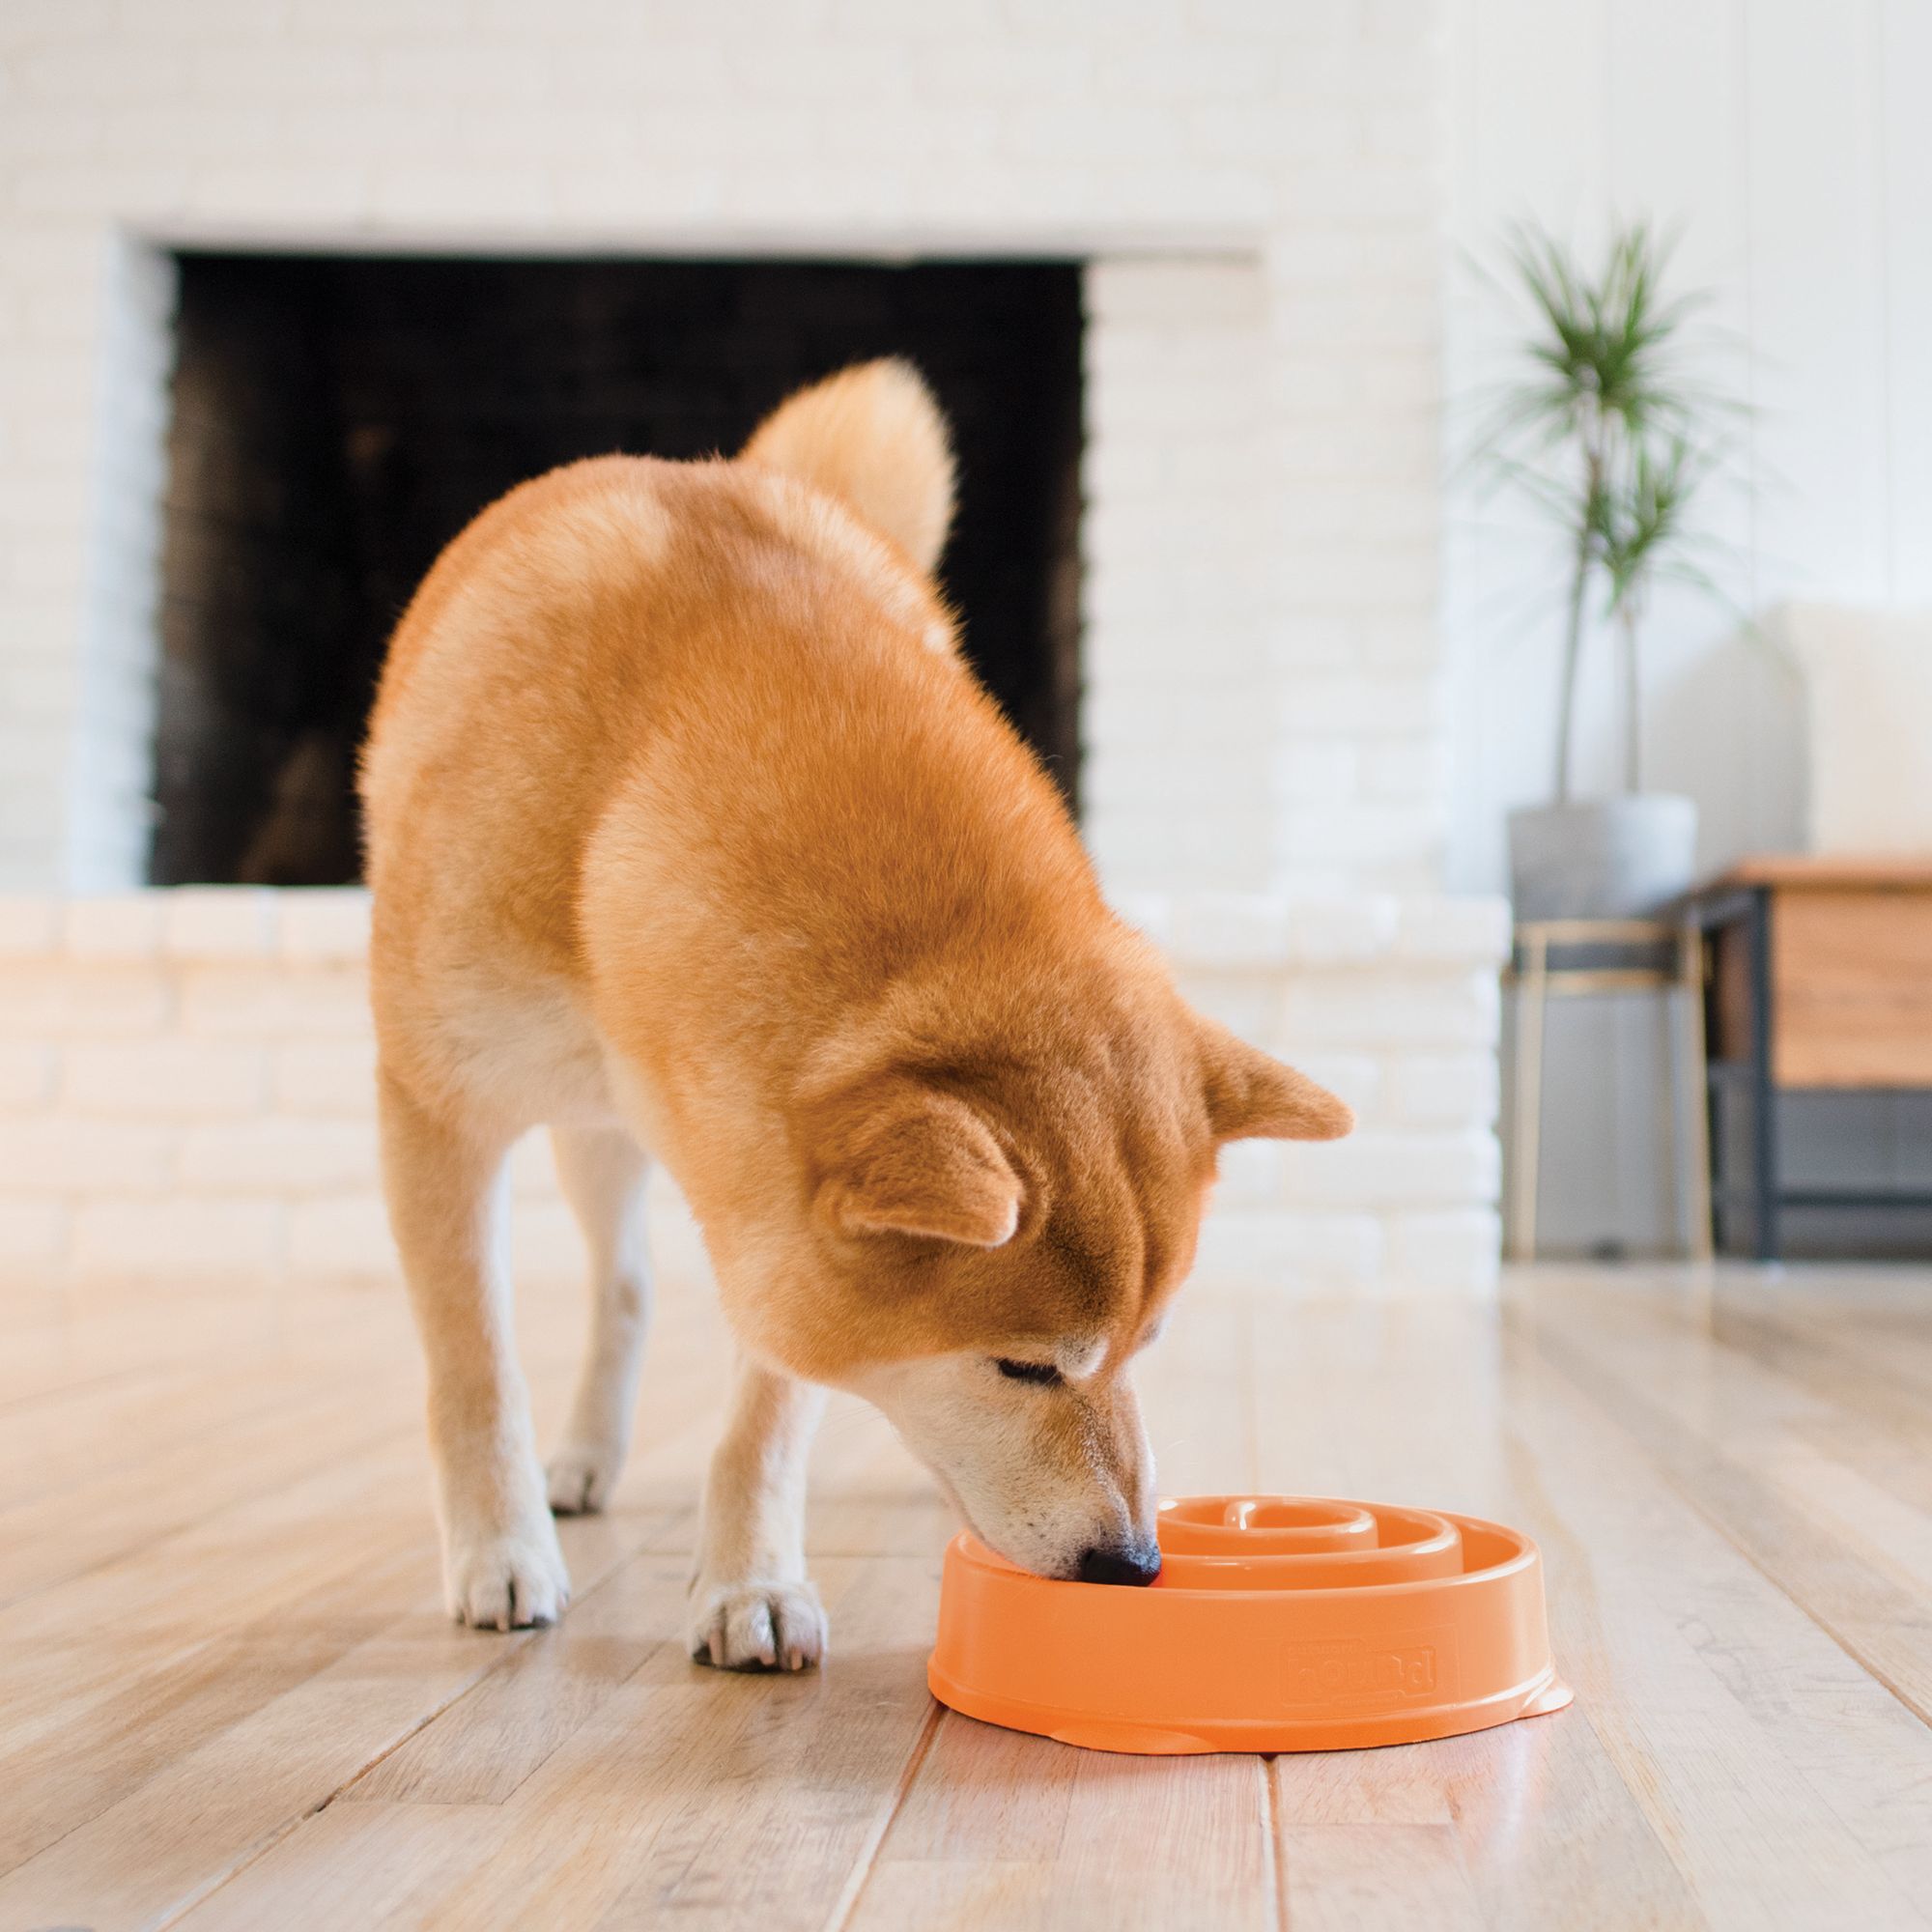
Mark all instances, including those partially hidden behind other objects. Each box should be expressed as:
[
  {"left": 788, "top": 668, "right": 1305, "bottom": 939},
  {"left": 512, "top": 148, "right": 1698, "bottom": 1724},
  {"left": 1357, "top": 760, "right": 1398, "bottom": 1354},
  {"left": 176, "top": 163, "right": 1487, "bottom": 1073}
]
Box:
[{"left": 0, "top": 887, "right": 1505, "bottom": 1298}]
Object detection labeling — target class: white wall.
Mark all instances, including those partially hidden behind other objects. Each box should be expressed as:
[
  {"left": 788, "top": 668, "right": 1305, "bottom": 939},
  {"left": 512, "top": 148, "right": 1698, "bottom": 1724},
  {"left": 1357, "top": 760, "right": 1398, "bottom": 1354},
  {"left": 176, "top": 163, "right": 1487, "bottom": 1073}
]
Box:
[
  {"left": 0, "top": 0, "right": 1458, "bottom": 903},
  {"left": 1444, "top": 0, "right": 1932, "bottom": 895},
  {"left": 0, "top": 2, "right": 1514, "bottom": 1294},
  {"left": 1446, "top": 0, "right": 1932, "bottom": 1251},
  {"left": 0, "top": 888, "right": 1506, "bottom": 1294}
]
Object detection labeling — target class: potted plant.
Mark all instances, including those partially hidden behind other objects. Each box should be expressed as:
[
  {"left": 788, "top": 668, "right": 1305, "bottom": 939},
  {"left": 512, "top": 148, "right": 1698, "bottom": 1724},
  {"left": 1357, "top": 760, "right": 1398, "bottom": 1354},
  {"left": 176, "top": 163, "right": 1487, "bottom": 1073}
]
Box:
[{"left": 1477, "top": 220, "right": 1735, "bottom": 919}]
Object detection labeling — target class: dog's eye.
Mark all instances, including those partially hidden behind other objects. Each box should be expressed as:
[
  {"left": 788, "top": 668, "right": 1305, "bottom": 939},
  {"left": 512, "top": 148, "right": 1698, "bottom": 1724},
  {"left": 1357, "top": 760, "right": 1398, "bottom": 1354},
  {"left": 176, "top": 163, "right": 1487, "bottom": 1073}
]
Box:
[{"left": 993, "top": 1356, "right": 1063, "bottom": 1386}]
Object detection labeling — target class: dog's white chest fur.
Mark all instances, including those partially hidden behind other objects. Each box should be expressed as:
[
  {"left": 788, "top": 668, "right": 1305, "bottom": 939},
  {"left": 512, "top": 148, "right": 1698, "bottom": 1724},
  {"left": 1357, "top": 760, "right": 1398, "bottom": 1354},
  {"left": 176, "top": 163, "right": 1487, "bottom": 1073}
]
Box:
[{"left": 438, "top": 977, "right": 628, "bottom": 1131}]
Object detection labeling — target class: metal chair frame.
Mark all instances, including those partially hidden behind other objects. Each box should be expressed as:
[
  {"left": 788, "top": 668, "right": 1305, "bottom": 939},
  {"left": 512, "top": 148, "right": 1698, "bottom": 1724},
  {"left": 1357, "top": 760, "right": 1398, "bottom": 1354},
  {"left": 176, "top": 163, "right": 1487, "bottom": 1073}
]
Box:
[{"left": 1505, "top": 918, "right": 1714, "bottom": 1262}]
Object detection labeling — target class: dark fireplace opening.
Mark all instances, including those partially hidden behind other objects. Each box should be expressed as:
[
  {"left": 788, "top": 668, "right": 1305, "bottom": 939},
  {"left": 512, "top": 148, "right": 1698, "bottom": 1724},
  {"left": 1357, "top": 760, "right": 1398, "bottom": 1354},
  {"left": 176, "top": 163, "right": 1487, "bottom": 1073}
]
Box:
[{"left": 150, "top": 253, "right": 1085, "bottom": 886}]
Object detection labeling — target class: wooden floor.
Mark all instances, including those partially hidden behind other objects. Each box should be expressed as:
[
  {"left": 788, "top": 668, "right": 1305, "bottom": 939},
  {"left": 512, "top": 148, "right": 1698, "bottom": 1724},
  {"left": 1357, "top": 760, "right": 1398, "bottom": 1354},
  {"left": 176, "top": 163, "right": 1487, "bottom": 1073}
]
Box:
[{"left": 6, "top": 1256, "right": 1932, "bottom": 1930}]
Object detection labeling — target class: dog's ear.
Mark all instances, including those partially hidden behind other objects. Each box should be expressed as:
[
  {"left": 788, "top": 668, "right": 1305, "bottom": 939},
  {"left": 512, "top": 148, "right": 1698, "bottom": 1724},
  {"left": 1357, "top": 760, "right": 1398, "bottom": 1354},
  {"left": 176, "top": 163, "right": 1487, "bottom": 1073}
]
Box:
[
  {"left": 811, "top": 1078, "right": 1022, "bottom": 1247},
  {"left": 1195, "top": 1016, "right": 1354, "bottom": 1143}
]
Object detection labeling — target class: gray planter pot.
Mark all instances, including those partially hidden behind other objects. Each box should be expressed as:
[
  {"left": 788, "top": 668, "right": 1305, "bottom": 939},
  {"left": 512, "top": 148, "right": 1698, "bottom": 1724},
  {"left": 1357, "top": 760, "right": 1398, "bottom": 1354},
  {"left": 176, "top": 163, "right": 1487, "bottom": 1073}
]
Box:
[{"left": 1507, "top": 796, "right": 1698, "bottom": 921}]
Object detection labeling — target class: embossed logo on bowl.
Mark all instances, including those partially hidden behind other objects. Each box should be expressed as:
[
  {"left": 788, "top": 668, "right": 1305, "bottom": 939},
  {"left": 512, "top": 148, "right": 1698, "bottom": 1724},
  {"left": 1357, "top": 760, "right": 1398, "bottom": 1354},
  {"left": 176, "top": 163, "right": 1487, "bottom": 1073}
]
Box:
[{"left": 1280, "top": 1632, "right": 1449, "bottom": 1705}]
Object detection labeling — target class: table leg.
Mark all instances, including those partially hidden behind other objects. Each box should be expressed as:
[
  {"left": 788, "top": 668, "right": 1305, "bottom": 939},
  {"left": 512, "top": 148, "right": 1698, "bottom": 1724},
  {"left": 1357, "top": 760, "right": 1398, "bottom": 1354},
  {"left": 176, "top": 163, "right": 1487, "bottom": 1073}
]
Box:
[
  {"left": 1747, "top": 887, "right": 1779, "bottom": 1263},
  {"left": 1678, "top": 923, "right": 1715, "bottom": 1261}
]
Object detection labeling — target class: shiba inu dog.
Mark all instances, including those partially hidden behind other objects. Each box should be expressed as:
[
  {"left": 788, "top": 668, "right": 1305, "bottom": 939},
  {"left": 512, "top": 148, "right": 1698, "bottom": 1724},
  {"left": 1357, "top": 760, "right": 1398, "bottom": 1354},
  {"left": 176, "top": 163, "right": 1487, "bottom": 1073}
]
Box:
[{"left": 359, "top": 360, "right": 1350, "bottom": 1668}]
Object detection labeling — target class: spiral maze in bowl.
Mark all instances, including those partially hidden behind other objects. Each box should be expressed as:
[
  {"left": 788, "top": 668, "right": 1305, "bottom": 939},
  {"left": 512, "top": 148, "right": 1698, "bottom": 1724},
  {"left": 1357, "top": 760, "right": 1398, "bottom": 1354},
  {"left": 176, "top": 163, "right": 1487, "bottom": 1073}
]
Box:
[{"left": 927, "top": 1494, "right": 1573, "bottom": 1754}]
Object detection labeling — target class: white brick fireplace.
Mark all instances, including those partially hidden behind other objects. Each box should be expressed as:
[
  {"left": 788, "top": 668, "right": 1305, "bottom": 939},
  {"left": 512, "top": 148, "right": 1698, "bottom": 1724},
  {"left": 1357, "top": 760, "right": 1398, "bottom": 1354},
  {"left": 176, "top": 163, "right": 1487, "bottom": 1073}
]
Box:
[{"left": 0, "top": 0, "right": 1507, "bottom": 1293}]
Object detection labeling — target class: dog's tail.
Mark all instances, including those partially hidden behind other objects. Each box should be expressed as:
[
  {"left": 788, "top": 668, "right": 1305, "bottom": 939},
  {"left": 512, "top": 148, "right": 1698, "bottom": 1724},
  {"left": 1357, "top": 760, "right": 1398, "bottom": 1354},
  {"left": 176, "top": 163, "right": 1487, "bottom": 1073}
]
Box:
[{"left": 740, "top": 358, "right": 956, "bottom": 577}]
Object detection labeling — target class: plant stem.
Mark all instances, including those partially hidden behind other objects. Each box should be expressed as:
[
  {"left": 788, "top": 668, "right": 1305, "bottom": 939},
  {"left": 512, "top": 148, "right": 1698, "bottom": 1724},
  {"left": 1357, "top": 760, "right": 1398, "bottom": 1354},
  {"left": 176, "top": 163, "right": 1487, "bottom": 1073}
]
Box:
[
  {"left": 1555, "top": 431, "right": 1604, "bottom": 804},
  {"left": 1555, "top": 535, "right": 1588, "bottom": 804},
  {"left": 1619, "top": 600, "right": 1640, "bottom": 792}
]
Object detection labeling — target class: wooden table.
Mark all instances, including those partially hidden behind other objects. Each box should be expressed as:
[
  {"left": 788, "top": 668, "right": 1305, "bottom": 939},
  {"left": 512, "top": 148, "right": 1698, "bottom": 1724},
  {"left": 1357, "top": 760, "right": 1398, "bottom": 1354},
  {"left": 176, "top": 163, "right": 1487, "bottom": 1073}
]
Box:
[{"left": 1688, "top": 855, "right": 1932, "bottom": 1260}]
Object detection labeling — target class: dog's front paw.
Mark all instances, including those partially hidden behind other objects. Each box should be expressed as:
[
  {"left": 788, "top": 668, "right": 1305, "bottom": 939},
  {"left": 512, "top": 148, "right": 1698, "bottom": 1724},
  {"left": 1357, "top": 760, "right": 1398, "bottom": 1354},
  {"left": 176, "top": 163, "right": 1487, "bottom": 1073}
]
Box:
[
  {"left": 444, "top": 1514, "right": 571, "bottom": 1632},
  {"left": 546, "top": 1437, "right": 624, "bottom": 1516},
  {"left": 688, "top": 1577, "right": 826, "bottom": 1671}
]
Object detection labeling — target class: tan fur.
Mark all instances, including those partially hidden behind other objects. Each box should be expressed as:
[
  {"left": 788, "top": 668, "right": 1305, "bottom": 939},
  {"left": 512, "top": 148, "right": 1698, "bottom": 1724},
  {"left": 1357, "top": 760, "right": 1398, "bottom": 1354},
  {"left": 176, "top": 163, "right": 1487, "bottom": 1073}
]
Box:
[
  {"left": 360, "top": 359, "right": 1350, "bottom": 1661},
  {"left": 740, "top": 357, "right": 956, "bottom": 576}
]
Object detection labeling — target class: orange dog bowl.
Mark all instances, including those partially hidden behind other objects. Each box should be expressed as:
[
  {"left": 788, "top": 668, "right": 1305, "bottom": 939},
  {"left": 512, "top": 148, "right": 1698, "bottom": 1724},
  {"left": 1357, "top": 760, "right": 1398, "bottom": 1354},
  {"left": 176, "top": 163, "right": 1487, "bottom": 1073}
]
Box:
[{"left": 927, "top": 1494, "right": 1573, "bottom": 1754}]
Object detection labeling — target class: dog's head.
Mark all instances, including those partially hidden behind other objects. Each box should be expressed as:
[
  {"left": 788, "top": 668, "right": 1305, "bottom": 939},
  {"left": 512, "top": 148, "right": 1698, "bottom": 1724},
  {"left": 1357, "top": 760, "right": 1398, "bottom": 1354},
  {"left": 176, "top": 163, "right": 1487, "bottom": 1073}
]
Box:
[{"left": 749, "top": 982, "right": 1351, "bottom": 1584}]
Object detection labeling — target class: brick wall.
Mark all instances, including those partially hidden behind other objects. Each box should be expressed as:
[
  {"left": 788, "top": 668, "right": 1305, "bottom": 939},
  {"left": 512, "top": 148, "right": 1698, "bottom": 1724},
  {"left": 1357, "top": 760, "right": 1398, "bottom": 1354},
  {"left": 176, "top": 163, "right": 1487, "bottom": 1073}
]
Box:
[
  {"left": 0, "top": 0, "right": 1450, "bottom": 899},
  {"left": 0, "top": 888, "right": 1504, "bottom": 1296},
  {"left": 0, "top": 3, "right": 1508, "bottom": 1292}
]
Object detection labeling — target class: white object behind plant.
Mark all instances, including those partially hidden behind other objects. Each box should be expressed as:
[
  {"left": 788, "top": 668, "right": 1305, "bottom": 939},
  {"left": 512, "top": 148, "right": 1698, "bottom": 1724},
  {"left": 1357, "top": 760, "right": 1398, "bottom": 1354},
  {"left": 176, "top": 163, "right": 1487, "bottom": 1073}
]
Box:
[{"left": 1783, "top": 605, "right": 1932, "bottom": 854}]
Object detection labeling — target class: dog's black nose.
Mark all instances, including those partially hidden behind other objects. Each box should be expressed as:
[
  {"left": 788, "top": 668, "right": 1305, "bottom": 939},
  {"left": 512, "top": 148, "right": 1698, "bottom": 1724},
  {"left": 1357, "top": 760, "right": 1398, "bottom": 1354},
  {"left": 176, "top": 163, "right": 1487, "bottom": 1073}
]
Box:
[{"left": 1075, "top": 1543, "right": 1161, "bottom": 1586}]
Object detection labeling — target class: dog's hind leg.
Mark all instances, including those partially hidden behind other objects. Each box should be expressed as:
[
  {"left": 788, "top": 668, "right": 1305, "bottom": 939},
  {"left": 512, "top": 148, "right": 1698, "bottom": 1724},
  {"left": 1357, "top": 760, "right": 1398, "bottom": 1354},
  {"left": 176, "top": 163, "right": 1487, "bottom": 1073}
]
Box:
[
  {"left": 378, "top": 1068, "right": 569, "bottom": 1631},
  {"left": 688, "top": 1359, "right": 828, "bottom": 1671},
  {"left": 545, "top": 1125, "right": 654, "bottom": 1516}
]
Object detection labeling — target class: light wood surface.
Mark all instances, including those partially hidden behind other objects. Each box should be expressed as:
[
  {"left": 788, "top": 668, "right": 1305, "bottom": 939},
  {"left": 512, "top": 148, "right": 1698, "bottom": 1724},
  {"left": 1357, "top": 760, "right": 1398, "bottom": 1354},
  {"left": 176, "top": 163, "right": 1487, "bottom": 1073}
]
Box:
[
  {"left": 6, "top": 1257, "right": 1932, "bottom": 1929},
  {"left": 1712, "top": 855, "right": 1932, "bottom": 889},
  {"left": 1773, "top": 888, "right": 1932, "bottom": 1087},
  {"left": 1703, "top": 862, "right": 1932, "bottom": 1088}
]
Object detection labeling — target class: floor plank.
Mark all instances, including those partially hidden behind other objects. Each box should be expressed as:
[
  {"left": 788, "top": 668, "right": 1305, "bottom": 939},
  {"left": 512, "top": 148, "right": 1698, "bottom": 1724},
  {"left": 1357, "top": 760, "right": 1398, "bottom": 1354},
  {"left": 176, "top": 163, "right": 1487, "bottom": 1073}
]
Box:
[
  {"left": 2, "top": 1261, "right": 1930, "bottom": 1930},
  {"left": 1278, "top": 1818, "right": 1488, "bottom": 1932},
  {"left": 853, "top": 1731, "right": 1275, "bottom": 1932}
]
